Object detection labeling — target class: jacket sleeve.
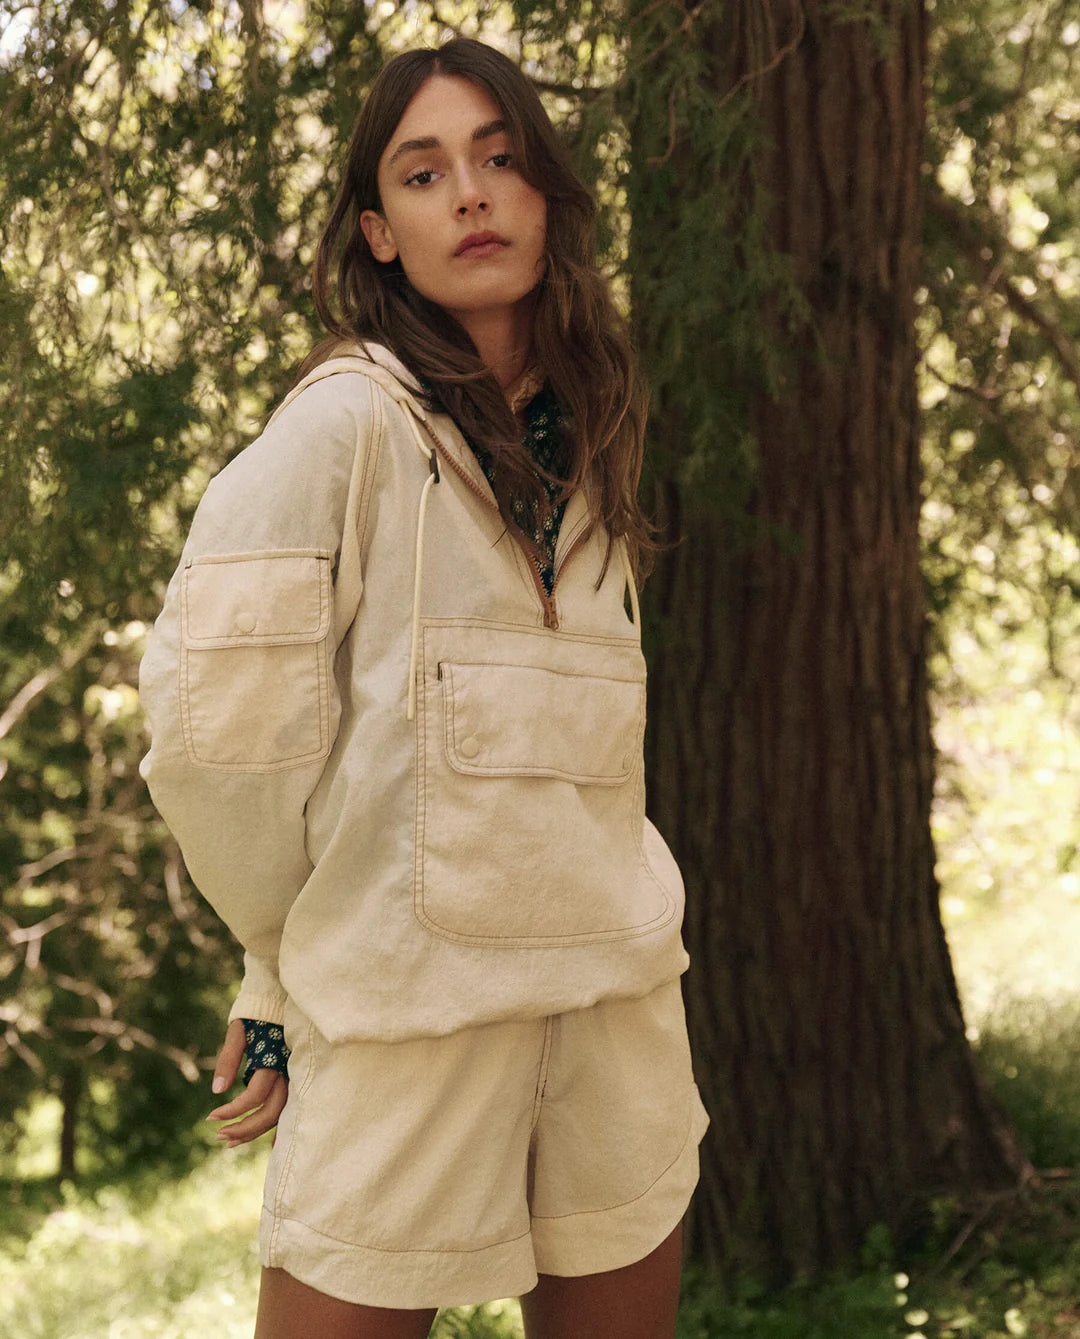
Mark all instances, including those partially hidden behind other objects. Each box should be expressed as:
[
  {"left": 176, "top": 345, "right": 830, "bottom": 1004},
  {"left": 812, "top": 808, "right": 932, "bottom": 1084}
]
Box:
[{"left": 138, "top": 373, "right": 379, "bottom": 1025}]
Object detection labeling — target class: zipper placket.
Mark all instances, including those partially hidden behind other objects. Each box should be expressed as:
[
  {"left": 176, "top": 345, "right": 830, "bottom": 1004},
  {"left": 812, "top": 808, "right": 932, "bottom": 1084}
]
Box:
[{"left": 423, "top": 423, "right": 587, "bottom": 632}]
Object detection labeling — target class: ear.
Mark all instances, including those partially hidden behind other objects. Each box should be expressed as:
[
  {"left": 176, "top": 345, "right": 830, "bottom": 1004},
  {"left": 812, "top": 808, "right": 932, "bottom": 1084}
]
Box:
[{"left": 360, "top": 210, "right": 398, "bottom": 263}]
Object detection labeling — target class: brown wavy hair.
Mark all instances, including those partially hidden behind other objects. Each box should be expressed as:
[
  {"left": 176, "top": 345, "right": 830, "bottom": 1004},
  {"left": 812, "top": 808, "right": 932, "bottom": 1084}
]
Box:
[{"left": 296, "top": 37, "right": 653, "bottom": 578}]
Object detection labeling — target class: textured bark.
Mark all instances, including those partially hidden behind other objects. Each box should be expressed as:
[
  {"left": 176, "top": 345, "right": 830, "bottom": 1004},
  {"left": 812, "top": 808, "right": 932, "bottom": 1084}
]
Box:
[
  {"left": 59, "top": 1063, "right": 81, "bottom": 1183},
  {"left": 629, "top": 0, "right": 1027, "bottom": 1278}
]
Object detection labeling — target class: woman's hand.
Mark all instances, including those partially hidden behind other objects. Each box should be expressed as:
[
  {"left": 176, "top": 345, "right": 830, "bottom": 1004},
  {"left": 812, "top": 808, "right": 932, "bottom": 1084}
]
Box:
[{"left": 207, "top": 1017, "right": 288, "bottom": 1148}]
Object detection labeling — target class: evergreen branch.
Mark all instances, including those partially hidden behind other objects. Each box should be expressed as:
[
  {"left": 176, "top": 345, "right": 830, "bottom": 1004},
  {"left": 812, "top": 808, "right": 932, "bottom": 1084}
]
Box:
[
  {"left": 0, "top": 623, "right": 104, "bottom": 742},
  {"left": 52, "top": 972, "right": 115, "bottom": 1019},
  {"left": 16, "top": 846, "right": 88, "bottom": 881},
  {"left": 66, "top": 1016, "right": 202, "bottom": 1082},
  {"left": 642, "top": 0, "right": 807, "bottom": 168},
  {"left": 647, "top": 86, "right": 680, "bottom": 167},
  {"left": 715, "top": 0, "right": 806, "bottom": 110},
  {"left": 3, "top": 908, "right": 76, "bottom": 971},
  {"left": 926, "top": 189, "right": 1080, "bottom": 396},
  {"left": 4, "top": 908, "right": 73, "bottom": 943}
]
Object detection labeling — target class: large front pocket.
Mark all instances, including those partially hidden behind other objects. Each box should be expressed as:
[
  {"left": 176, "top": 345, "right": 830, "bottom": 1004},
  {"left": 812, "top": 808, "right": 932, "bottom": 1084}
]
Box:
[
  {"left": 179, "top": 549, "right": 333, "bottom": 772},
  {"left": 415, "top": 622, "right": 677, "bottom": 946}
]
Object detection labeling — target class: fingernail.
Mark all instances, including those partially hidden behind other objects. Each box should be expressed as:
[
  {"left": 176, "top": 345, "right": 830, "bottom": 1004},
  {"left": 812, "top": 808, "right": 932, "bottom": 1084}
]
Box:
[{"left": 211, "top": 1076, "right": 227, "bottom": 1094}]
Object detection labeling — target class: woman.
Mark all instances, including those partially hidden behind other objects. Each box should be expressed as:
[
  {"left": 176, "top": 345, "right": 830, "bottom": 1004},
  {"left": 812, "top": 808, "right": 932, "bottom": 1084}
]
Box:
[{"left": 139, "top": 36, "right": 708, "bottom": 1339}]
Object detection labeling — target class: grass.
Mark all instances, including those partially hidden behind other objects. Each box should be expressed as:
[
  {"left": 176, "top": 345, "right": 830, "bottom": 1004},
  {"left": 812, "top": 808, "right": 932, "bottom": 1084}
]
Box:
[{"left": 0, "top": 1149, "right": 524, "bottom": 1339}]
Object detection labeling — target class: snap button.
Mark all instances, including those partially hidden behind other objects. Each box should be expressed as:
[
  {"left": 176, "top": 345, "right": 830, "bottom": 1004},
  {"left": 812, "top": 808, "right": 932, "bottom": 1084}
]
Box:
[
  {"left": 458, "top": 736, "right": 481, "bottom": 759},
  {"left": 234, "top": 611, "right": 257, "bottom": 634}
]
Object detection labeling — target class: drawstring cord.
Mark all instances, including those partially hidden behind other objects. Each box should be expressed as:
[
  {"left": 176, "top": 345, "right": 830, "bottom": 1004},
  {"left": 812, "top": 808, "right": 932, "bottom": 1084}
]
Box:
[{"left": 406, "top": 412, "right": 440, "bottom": 721}]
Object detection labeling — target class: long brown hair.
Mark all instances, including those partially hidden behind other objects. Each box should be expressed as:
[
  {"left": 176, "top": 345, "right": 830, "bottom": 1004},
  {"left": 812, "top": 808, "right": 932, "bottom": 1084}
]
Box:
[{"left": 298, "top": 38, "right": 653, "bottom": 578}]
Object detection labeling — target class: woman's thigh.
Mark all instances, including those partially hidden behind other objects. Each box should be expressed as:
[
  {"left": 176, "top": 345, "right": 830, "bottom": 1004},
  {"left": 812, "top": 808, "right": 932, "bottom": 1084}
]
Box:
[
  {"left": 254, "top": 1267, "right": 437, "bottom": 1339},
  {"left": 519, "top": 1221, "right": 683, "bottom": 1339}
]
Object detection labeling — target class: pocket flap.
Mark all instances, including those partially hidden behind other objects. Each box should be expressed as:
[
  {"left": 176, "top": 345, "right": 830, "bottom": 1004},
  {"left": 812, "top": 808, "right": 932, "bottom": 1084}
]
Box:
[
  {"left": 182, "top": 550, "right": 332, "bottom": 649},
  {"left": 441, "top": 661, "right": 644, "bottom": 784}
]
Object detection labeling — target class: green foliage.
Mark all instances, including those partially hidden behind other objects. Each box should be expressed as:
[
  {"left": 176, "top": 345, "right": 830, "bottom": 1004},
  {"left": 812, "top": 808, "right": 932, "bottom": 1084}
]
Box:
[
  {"left": 976, "top": 998, "right": 1080, "bottom": 1170},
  {"left": 676, "top": 1264, "right": 902, "bottom": 1338},
  {"left": 0, "top": 1148, "right": 526, "bottom": 1338},
  {"left": 920, "top": 0, "right": 1080, "bottom": 636},
  {"left": 433, "top": 1302, "right": 524, "bottom": 1338},
  {"left": 0, "top": 619, "right": 241, "bottom": 1178},
  {"left": 619, "top": 0, "right": 811, "bottom": 522}
]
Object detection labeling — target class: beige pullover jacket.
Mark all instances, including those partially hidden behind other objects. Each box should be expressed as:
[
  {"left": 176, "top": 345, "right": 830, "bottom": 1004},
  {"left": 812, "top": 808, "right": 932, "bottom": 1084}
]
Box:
[{"left": 138, "top": 343, "right": 689, "bottom": 1044}]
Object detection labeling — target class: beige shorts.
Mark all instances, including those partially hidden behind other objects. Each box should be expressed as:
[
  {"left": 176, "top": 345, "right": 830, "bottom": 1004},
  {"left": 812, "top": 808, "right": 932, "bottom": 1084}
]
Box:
[{"left": 259, "top": 977, "right": 710, "bottom": 1309}]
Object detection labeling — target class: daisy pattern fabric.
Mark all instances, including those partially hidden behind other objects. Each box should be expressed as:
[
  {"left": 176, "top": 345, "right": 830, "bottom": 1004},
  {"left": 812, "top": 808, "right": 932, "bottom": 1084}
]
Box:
[{"left": 242, "top": 1018, "right": 290, "bottom": 1084}]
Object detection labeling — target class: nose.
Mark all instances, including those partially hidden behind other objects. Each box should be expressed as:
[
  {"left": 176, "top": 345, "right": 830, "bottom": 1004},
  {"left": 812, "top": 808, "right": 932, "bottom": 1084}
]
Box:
[{"left": 454, "top": 166, "right": 489, "bottom": 216}]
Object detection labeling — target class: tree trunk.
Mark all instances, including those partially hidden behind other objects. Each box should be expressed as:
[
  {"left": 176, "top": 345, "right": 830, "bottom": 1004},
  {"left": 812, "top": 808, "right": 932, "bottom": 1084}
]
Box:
[
  {"left": 626, "top": 0, "right": 1027, "bottom": 1279},
  {"left": 59, "top": 1063, "right": 81, "bottom": 1183}
]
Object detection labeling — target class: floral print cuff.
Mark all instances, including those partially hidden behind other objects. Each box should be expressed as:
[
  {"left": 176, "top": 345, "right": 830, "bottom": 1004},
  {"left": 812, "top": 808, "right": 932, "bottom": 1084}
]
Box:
[{"left": 240, "top": 1018, "right": 291, "bottom": 1085}]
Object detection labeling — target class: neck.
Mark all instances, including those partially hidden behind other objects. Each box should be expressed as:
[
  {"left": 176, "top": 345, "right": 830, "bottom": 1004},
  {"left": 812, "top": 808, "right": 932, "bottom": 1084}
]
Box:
[{"left": 455, "top": 299, "right": 535, "bottom": 389}]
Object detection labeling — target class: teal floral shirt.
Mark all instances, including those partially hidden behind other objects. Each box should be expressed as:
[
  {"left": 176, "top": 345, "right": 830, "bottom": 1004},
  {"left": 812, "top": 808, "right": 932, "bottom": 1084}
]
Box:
[{"left": 467, "top": 382, "right": 568, "bottom": 596}]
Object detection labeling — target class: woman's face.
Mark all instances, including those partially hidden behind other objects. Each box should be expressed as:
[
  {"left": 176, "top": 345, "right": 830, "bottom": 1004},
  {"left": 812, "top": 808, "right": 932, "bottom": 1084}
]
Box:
[{"left": 361, "top": 74, "right": 548, "bottom": 334}]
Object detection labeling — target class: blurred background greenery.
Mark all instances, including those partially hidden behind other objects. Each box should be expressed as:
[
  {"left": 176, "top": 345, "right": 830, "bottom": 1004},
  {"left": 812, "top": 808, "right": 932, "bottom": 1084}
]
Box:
[{"left": 3, "top": 0, "right": 1080, "bottom": 1333}]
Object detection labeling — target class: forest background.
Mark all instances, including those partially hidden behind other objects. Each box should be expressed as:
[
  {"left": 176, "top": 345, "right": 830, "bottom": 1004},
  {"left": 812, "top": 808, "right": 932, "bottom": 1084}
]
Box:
[{"left": 3, "top": 0, "right": 1080, "bottom": 1335}]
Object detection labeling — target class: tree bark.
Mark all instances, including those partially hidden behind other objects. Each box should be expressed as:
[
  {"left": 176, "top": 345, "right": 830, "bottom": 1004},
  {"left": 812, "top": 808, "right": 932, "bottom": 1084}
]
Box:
[
  {"left": 59, "top": 1063, "right": 81, "bottom": 1183},
  {"left": 627, "top": 0, "right": 1027, "bottom": 1279}
]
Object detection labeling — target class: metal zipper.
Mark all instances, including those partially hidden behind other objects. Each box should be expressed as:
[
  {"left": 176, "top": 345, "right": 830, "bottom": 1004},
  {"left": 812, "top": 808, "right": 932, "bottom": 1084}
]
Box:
[{"left": 420, "top": 421, "right": 586, "bottom": 631}]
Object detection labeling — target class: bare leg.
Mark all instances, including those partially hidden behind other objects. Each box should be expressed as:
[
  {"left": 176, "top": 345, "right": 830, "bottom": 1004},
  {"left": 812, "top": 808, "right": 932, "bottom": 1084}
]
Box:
[
  {"left": 254, "top": 1267, "right": 437, "bottom": 1339},
  {"left": 520, "top": 1221, "right": 683, "bottom": 1339}
]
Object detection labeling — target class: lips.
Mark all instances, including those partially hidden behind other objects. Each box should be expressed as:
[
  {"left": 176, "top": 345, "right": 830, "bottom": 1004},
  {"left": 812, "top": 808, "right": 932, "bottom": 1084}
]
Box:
[{"left": 454, "top": 230, "right": 510, "bottom": 257}]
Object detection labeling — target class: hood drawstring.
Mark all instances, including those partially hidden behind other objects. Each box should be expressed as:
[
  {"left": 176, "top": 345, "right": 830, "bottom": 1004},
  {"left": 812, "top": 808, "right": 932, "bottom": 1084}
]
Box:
[
  {"left": 621, "top": 538, "right": 641, "bottom": 629},
  {"left": 405, "top": 410, "right": 440, "bottom": 721}
]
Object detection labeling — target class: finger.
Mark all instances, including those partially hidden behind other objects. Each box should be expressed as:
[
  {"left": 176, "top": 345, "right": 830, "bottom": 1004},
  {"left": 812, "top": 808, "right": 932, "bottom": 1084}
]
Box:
[
  {"left": 217, "top": 1077, "right": 288, "bottom": 1147},
  {"left": 211, "top": 1018, "right": 248, "bottom": 1095},
  {"left": 207, "top": 1067, "right": 280, "bottom": 1122},
  {"left": 217, "top": 1088, "right": 287, "bottom": 1147}
]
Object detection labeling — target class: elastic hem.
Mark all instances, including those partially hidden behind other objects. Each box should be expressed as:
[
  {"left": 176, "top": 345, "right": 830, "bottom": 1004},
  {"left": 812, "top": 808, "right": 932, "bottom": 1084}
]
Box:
[
  {"left": 259, "top": 1207, "right": 539, "bottom": 1311},
  {"left": 529, "top": 1083, "right": 710, "bottom": 1279}
]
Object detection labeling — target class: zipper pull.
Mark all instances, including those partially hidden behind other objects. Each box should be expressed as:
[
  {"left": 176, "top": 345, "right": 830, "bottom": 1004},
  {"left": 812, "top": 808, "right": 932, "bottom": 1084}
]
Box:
[{"left": 429, "top": 449, "right": 440, "bottom": 484}]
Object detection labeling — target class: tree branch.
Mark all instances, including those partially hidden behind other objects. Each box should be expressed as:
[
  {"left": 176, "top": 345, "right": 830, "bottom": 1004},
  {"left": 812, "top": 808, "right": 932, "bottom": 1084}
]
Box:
[
  {"left": 0, "top": 623, "right": 103, "bottom": 741},
  {"left": 926, "top": 188, "right": 1080, "bottom": 395}
]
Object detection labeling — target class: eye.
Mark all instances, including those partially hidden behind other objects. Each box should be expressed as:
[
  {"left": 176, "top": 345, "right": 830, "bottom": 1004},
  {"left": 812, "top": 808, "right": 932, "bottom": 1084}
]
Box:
[
  {"left": 404, "top": 167, "right": 439, "bottom": 187},
  {"left": 488, "top": 151, "right": 514, "bottom": 169}
]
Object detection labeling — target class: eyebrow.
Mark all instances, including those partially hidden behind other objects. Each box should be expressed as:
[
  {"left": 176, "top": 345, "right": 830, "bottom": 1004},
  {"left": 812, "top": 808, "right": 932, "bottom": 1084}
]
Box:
[{"left": 386, "top": 119, "right": 508, "bottom": 168}]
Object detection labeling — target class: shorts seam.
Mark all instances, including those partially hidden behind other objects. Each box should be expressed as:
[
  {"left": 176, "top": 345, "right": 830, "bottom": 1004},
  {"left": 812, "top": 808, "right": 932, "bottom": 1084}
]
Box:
[
  {"left": 531, "top": 1087, "right": 697, "bottom": 1222},
  {"left": 270, "top": 1210, "right": 533, "bottom": 1257},
  {"left": 529, "top": 1016, "right": 554, "bottom": 1135},
  {"left": 266, "top": 1017, "right": 318, "bottom": 1261}
]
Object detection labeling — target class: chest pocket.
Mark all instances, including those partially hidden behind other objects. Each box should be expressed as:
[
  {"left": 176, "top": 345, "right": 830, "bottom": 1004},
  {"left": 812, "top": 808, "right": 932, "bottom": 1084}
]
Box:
[
  {"left": 415, "top": 623, "right": 677, "bottom": 947},
  {"left": 179, "top": 550, "right": 333, "bottom": 772},
  {"left": 442, "top": 661, "right": 639, "bottom": 784}
]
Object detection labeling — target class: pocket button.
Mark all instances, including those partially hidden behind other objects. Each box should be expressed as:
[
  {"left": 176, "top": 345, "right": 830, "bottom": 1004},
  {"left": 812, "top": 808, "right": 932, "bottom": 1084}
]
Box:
[
  {"left": 459, "top": 735, "right": 481, "bottom": 759},
  {"left": 234, "top": 611, "right": 257, "bottom": 634}
]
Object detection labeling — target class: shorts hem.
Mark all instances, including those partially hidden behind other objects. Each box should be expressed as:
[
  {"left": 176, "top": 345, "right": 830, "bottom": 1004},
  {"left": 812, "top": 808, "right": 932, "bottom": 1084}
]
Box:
[
  {"left": 259, "top": 1205, "right": 539, "bottom": 1310},
  {"left": 530, "top": 1083, "right": 710, "bottom": 1279}
]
